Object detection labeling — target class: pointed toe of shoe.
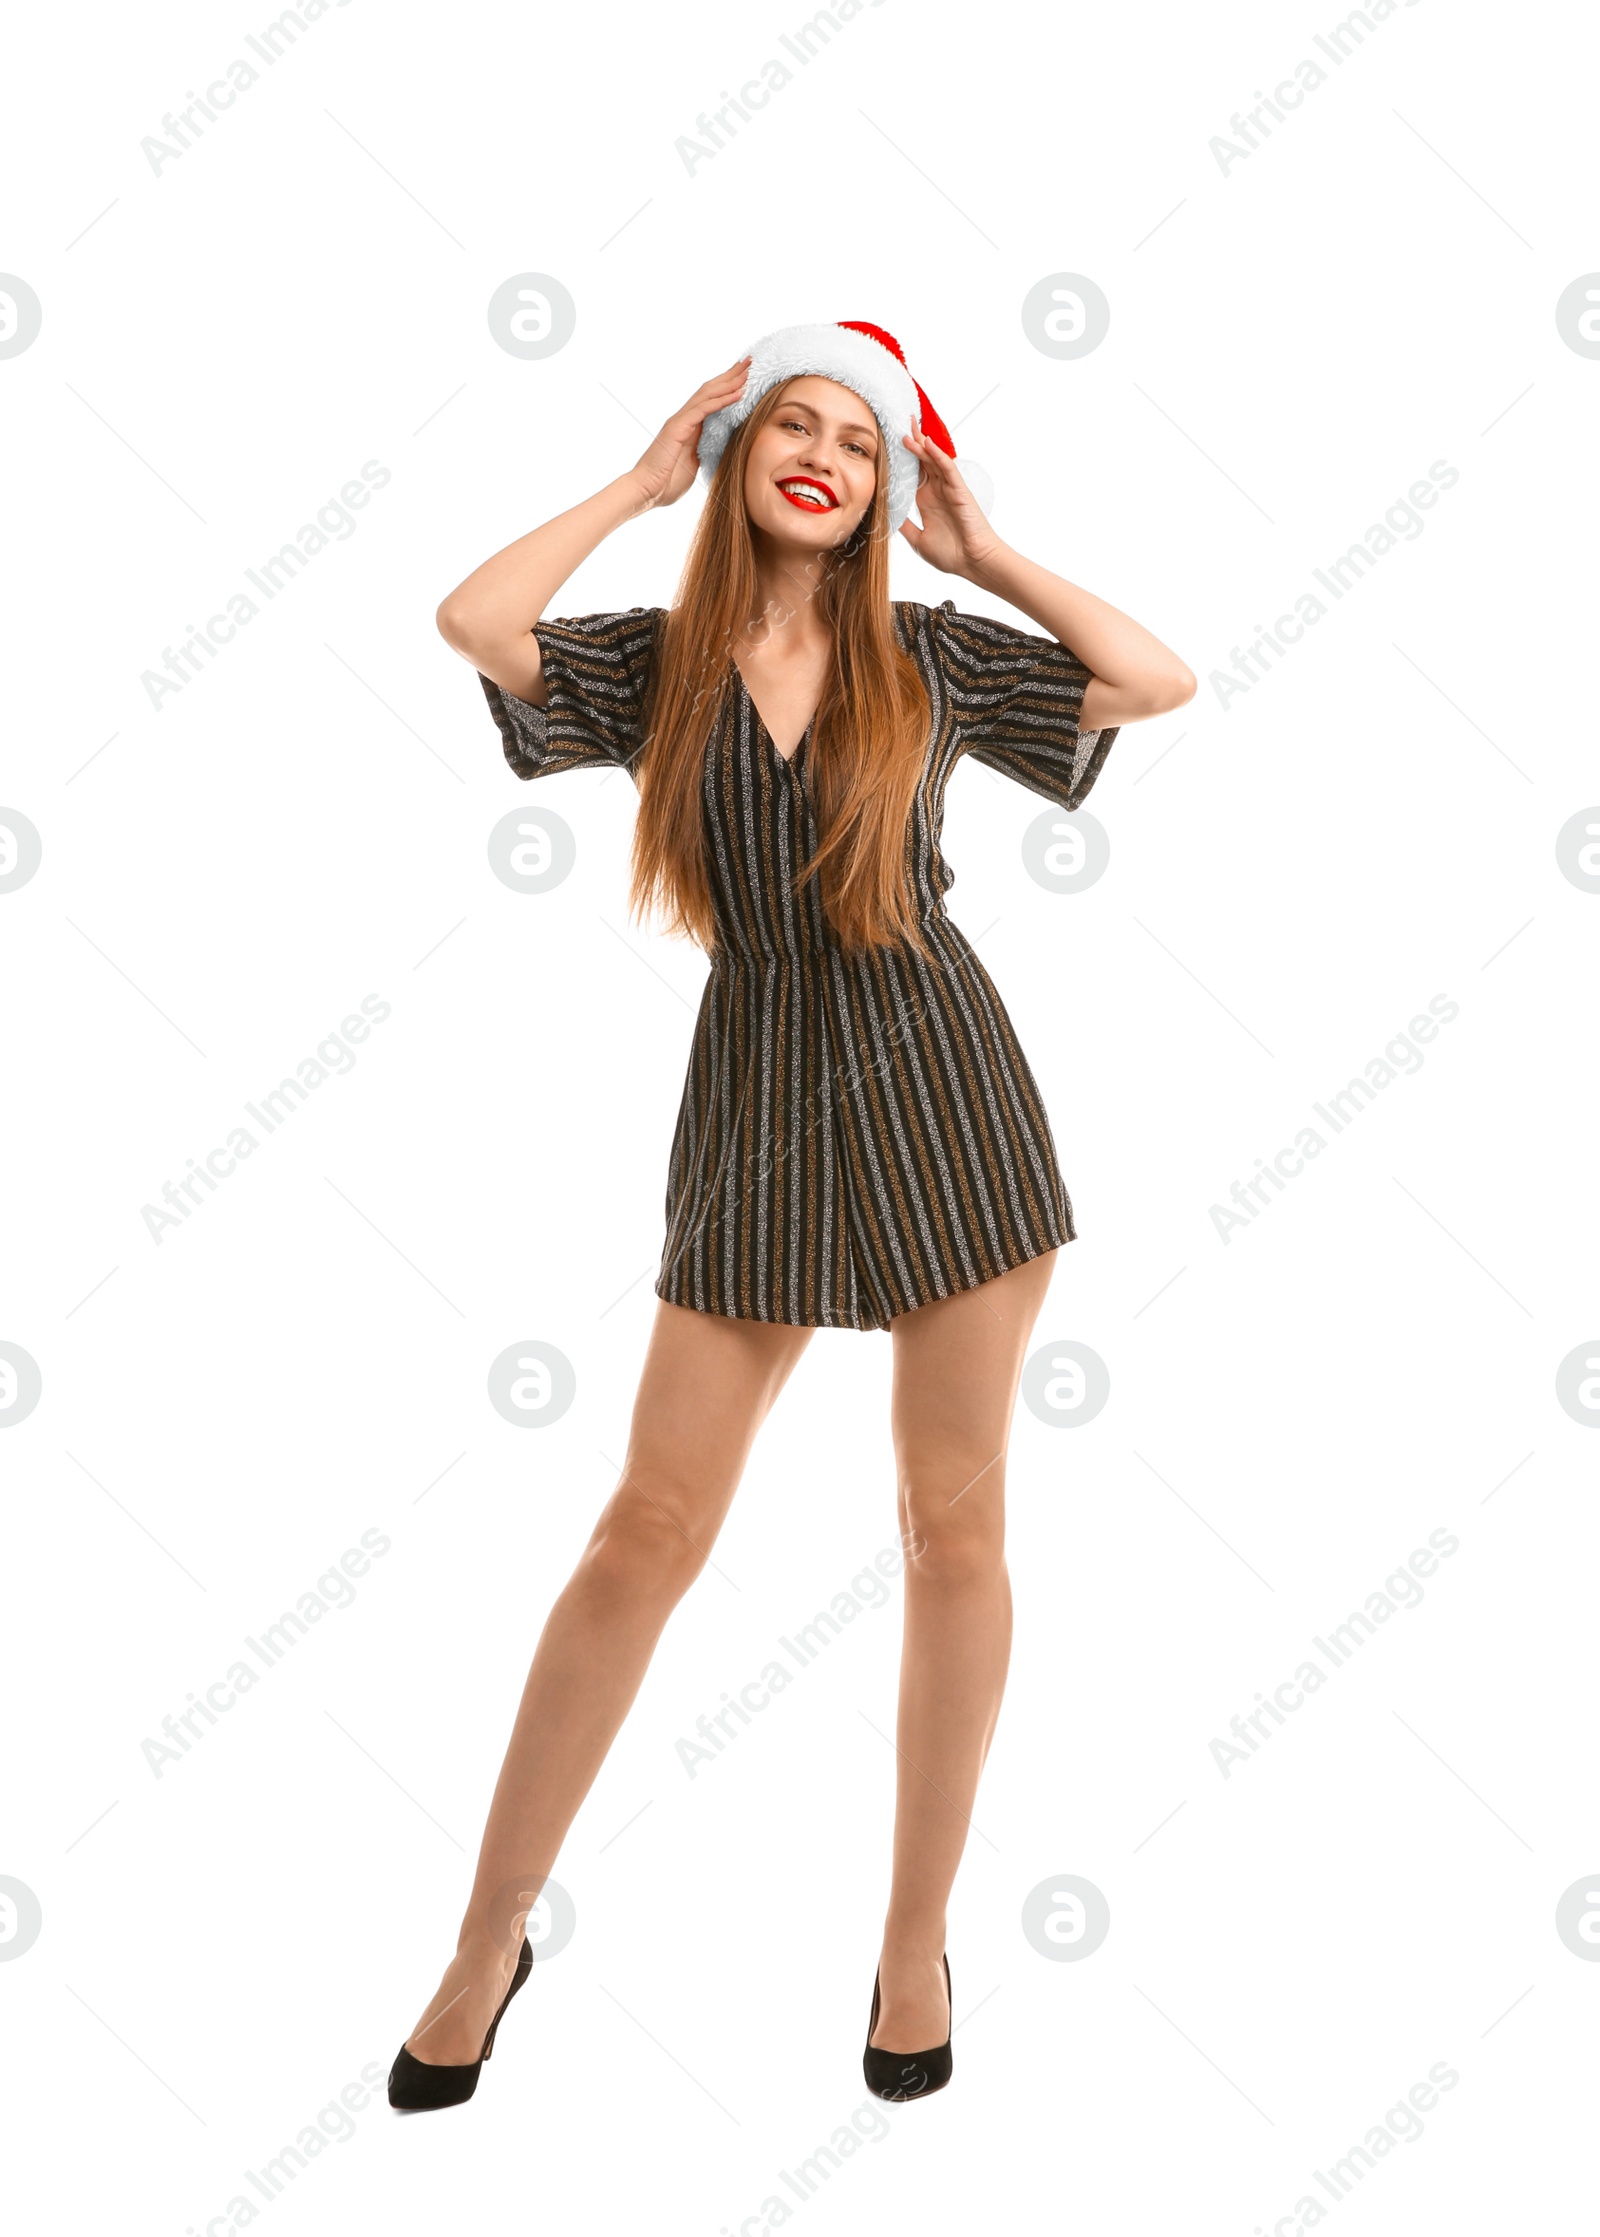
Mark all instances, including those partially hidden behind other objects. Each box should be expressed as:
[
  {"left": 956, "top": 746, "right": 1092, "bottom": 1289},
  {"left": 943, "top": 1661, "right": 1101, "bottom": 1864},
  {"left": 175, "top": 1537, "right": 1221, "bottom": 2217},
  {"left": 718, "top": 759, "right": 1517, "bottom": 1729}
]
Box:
[
  {"left": 861, "top": 1952, "right": 954, "bottom": 2102},
  {"left": 862, "top": 2040, "right": 953, "bottom": 2101},
  {"left": 387, "top": 2042, "right": 483, "bottom": 2112}
]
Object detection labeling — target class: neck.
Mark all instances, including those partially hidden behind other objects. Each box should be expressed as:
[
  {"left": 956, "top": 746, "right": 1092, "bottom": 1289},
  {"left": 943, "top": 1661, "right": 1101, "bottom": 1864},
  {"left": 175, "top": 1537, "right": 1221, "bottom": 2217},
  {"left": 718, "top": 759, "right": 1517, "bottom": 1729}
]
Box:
[{"left": 744, "top": 531, "right": 838, "bottom": 651}]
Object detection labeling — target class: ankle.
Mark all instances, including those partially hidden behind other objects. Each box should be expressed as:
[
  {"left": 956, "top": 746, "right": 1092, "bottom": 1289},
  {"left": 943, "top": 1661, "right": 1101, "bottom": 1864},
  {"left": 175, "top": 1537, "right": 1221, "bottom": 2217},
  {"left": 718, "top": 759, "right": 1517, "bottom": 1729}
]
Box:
[
  {"left": 450, "top": 1925, "right": 521, "bottom": 1976},
  {"left": 879, "top": 1924, "right": 946, "bottom": 1963}
]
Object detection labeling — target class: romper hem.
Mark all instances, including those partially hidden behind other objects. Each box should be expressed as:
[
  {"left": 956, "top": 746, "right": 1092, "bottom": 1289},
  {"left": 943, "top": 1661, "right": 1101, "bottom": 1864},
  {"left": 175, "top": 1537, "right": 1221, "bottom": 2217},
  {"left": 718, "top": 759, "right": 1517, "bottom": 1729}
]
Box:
[{"left": 653, "top": 1223, "right": 1075, "bottom": 1333}]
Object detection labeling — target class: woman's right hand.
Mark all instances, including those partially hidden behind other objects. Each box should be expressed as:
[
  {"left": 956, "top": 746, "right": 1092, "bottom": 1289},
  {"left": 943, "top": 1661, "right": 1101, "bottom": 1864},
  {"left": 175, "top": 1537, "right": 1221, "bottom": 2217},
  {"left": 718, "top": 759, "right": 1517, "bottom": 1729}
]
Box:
[
  {"left": 438, "top": 357, "right": 753, "bottom": 701},
  {"left": 627, "top": 358, "right": 752, "bottom": 509}
]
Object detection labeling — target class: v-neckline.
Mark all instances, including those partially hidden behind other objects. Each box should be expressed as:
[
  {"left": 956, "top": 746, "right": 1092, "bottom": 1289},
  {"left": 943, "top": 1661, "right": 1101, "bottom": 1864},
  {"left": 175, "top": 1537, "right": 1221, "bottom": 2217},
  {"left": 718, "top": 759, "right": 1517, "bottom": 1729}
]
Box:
[{"left": 732, "top": 662, "right": 816, "bottom": 771}]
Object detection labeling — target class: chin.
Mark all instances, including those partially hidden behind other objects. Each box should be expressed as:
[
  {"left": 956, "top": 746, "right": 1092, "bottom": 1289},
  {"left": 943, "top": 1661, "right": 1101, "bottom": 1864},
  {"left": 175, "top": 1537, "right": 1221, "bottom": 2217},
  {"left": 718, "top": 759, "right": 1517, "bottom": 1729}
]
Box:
[{"left": 770, "top": 499, "right": 857, "bottom": 543}]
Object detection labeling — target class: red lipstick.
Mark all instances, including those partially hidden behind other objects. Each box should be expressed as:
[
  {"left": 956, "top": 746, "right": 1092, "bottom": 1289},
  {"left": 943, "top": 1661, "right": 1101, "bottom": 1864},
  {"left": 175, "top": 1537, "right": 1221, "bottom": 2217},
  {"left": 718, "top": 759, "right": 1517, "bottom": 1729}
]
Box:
[{"left": 775, "top": 475, "right": 838, "bottom": 513}]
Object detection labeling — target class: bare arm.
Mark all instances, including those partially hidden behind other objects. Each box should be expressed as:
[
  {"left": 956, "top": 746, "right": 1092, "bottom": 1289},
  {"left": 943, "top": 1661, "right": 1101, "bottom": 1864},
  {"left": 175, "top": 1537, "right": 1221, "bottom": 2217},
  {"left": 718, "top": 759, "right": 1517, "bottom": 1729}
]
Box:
[
  {"left": 967, "top": 546, "right": 1196, "bottom": 730},
  {"left": 436, "top": 479, "right": 651, "bottom": 704},
  {"left": 898, "top": 426, "right": 1196, "bottom": 730},
  {"left": 435, "top": 356, "right": 752, "bottom": 705}
]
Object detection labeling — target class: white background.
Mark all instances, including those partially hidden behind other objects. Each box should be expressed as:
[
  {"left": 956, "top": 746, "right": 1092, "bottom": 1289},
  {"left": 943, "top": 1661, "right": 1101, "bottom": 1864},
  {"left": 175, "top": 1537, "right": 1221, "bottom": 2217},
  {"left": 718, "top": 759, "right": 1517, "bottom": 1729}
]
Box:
[{"left": 3, "top": 0, "right": 1598, "bottom": 2230}]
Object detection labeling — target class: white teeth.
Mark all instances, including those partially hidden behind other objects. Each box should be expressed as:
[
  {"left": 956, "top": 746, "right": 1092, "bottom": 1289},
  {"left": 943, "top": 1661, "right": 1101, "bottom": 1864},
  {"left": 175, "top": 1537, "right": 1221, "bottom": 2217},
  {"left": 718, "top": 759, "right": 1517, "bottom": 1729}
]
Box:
[{"left": 779, "top": 482, "right": 831, "bottom": 508}]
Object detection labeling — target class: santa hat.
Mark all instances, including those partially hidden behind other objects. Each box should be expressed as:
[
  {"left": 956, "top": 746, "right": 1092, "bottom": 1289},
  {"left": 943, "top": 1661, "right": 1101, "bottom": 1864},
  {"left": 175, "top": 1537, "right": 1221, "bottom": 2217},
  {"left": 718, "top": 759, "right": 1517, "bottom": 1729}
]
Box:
[{"left": 696, "top": 320, "right": 955, "bottom": 534}]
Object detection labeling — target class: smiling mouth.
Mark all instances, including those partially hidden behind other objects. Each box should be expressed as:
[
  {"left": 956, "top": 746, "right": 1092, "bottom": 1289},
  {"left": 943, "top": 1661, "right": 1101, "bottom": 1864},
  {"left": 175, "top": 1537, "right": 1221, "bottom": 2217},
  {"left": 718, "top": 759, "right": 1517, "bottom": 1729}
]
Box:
[{"left": 776, "top": 477, "right": 838, "bottom": 512}]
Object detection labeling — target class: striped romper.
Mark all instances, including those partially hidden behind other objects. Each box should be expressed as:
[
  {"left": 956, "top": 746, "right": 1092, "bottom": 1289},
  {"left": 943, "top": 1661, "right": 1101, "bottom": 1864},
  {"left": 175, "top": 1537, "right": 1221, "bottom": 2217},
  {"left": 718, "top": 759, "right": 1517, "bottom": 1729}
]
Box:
[{"left": 479, "top": 598, "right": 1120, "bottom": 1331}]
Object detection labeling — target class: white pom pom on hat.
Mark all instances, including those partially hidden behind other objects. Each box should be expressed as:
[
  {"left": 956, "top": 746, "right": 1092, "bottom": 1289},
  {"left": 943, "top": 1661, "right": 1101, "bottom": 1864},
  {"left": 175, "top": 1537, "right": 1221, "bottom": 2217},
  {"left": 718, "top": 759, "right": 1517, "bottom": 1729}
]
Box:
[{"left": 696, "top": 320, "right": 956, "bottom": 534}]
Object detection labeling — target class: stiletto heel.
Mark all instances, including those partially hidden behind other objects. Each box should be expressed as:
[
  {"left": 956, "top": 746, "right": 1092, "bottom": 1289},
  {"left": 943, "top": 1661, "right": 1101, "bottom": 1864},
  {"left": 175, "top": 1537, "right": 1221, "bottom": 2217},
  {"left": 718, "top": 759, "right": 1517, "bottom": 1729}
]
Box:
[
  {"left": 387, "top": 1936, "right": 533, "bottom": 2112},
  {"left": 863, "top": 1951, "right": 953, "bottom": 2101}
]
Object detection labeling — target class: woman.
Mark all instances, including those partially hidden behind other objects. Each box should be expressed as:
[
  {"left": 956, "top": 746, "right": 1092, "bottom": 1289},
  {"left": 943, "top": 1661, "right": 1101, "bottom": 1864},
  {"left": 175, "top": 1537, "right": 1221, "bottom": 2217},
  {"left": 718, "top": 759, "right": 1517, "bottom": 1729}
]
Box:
[{"left": 388, "top": 320, "right": 1194, "bottom": 2110}]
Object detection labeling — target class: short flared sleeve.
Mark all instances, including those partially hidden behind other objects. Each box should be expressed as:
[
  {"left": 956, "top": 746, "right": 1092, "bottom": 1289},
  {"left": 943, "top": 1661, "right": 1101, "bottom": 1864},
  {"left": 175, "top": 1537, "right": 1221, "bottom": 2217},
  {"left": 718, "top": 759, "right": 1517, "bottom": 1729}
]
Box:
[
  {"left": 479, "top": 606, "right": 665, "bottom": 782},
  {"left": 932, "top": 599, "right": 1119, "bottom": 810}
]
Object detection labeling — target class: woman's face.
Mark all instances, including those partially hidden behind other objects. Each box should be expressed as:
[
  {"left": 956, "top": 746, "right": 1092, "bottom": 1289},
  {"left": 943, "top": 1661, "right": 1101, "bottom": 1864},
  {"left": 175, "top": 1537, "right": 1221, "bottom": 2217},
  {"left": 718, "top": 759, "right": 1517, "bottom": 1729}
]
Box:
[{"left": 741, "top": 377, "right": 880, "bottom": 551}]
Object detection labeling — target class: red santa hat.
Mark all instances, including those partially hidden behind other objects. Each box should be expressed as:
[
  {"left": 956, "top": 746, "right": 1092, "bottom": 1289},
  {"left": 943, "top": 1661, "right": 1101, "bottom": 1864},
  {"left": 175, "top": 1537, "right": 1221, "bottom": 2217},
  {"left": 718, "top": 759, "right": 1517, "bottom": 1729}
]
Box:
[{"left": 696, "top": 320, "right": 955, "bottom": 533}]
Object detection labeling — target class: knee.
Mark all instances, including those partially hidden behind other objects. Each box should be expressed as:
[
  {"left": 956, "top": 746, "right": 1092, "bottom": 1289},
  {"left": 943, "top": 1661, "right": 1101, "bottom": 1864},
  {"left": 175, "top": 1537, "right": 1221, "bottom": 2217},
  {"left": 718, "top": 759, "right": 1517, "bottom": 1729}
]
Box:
[
  {"left": 903, "top": 1529, "right": 1004, "bottom": 1591},
  {"left": 579, "top": 1472, "right": 715, "bottom": 1604},
  {"left": 896, "top": 1451, "right": 1006, "bottom": 1586}
]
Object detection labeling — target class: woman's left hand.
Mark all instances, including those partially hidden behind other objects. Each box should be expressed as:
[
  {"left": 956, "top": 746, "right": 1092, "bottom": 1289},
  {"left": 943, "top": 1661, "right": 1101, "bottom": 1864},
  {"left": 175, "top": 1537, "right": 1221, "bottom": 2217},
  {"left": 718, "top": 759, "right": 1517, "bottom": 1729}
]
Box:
[{"left": 897, "top": 423, "right": 1002, "bottom": 577}]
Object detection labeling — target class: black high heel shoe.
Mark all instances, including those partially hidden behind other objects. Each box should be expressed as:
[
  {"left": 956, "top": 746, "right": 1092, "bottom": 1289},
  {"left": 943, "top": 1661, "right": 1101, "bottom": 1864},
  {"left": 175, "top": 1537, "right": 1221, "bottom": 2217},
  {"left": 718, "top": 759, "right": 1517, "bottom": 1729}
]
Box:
[
  {"left": 863, "top": 1951, "right": 953, "bottom": 2101},
  {"left": 387, "top": 1936, "right": 533, "bottom": 2112}
]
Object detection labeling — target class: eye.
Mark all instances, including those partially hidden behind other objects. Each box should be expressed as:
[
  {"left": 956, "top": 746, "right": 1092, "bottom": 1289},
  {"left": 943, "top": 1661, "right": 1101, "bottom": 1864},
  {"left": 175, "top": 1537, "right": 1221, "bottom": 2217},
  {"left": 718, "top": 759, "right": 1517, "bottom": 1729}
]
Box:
[{"left": 777, "top": 417, "right": 872, "bottom": 458}]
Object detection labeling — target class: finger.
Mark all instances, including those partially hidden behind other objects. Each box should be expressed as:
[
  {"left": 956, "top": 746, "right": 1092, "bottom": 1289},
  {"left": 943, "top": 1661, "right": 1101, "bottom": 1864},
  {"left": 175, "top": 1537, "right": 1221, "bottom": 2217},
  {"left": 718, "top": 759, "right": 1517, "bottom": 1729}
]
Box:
[
  {"left": 904, "top": 429, "right": 946, "bottom": 483},
  {"left": 688, "top": 386, "right": 746, "bottom": 430},
  {"left": 684, "top": 372, "right": 749, "bottom": 417},
  {"left": 693, "top": 375, "right": 750, "bottom": 410},
  {"left": 689, "top": 386, "right": 748, "bottom": 422},
  {"left": 677, "top": 374, "right": 749, "bottom": 428}
]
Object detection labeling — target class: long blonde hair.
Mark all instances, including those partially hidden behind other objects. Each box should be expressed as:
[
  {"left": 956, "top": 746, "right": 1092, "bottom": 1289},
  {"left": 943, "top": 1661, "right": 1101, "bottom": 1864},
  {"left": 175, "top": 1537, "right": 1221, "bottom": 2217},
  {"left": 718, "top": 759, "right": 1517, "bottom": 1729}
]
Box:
[{"left": 630, "top": 387, "right": 932, "bottom": 956}]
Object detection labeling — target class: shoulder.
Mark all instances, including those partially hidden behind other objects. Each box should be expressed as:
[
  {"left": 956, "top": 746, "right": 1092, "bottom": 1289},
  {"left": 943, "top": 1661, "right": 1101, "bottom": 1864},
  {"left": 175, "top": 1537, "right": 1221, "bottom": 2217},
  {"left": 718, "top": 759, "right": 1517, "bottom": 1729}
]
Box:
[
  {"left": 897, "top": 599, "right": 1028, "bottom": 651},
  {"left": 894, "top": 600, "right": 1031, "bottom": 687},
  {"left": 925, "top": 601, "right": 1021, "bottom": 648},
  {"left": 542, "top": 604, "right": 666, "bottom": 640},
  {"left": 537, "top": 606, "right": 666, "bottom": 653},
  {"left": 891, "top": 597, "right": 955, "bottom": 651},
  {"left": 536, "top": 607, "right": 667, "bottom": 683},
  {"left": 925, "top": 603, "right": 1079, "bottom": 681}
]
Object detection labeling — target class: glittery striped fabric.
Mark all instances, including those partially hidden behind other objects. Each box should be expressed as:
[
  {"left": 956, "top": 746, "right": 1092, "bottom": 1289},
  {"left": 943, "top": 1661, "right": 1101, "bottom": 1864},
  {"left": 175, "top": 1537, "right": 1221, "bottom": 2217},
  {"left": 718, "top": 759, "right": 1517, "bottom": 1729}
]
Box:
[{"left": 479, "top": 598, "right": 1119, "bottom": 1329}]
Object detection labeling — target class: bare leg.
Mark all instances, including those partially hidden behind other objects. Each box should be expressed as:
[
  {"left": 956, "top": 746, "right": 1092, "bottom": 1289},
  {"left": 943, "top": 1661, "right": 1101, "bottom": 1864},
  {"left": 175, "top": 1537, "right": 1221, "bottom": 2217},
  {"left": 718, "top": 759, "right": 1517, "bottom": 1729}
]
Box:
[
  {"left": 868, "top": 1249, "right": 1057, "bottom": 2053},
  {"left": 404, "top": 1300, "right": 812, "bottom": 2065}
]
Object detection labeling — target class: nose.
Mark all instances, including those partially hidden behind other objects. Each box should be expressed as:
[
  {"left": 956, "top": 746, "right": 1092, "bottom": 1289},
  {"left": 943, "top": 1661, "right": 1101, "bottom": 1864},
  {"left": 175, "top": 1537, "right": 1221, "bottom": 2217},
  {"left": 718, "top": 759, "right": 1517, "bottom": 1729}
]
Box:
[{"left": 792, "top": 433, "right": 838, "bottom": 478}]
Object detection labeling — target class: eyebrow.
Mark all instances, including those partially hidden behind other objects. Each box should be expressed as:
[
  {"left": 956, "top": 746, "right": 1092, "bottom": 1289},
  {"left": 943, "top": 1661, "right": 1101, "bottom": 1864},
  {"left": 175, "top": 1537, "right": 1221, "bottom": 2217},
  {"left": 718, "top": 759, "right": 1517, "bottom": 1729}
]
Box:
[{"left": 777, "top": 399, "right": 878, "bottom": 442}]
